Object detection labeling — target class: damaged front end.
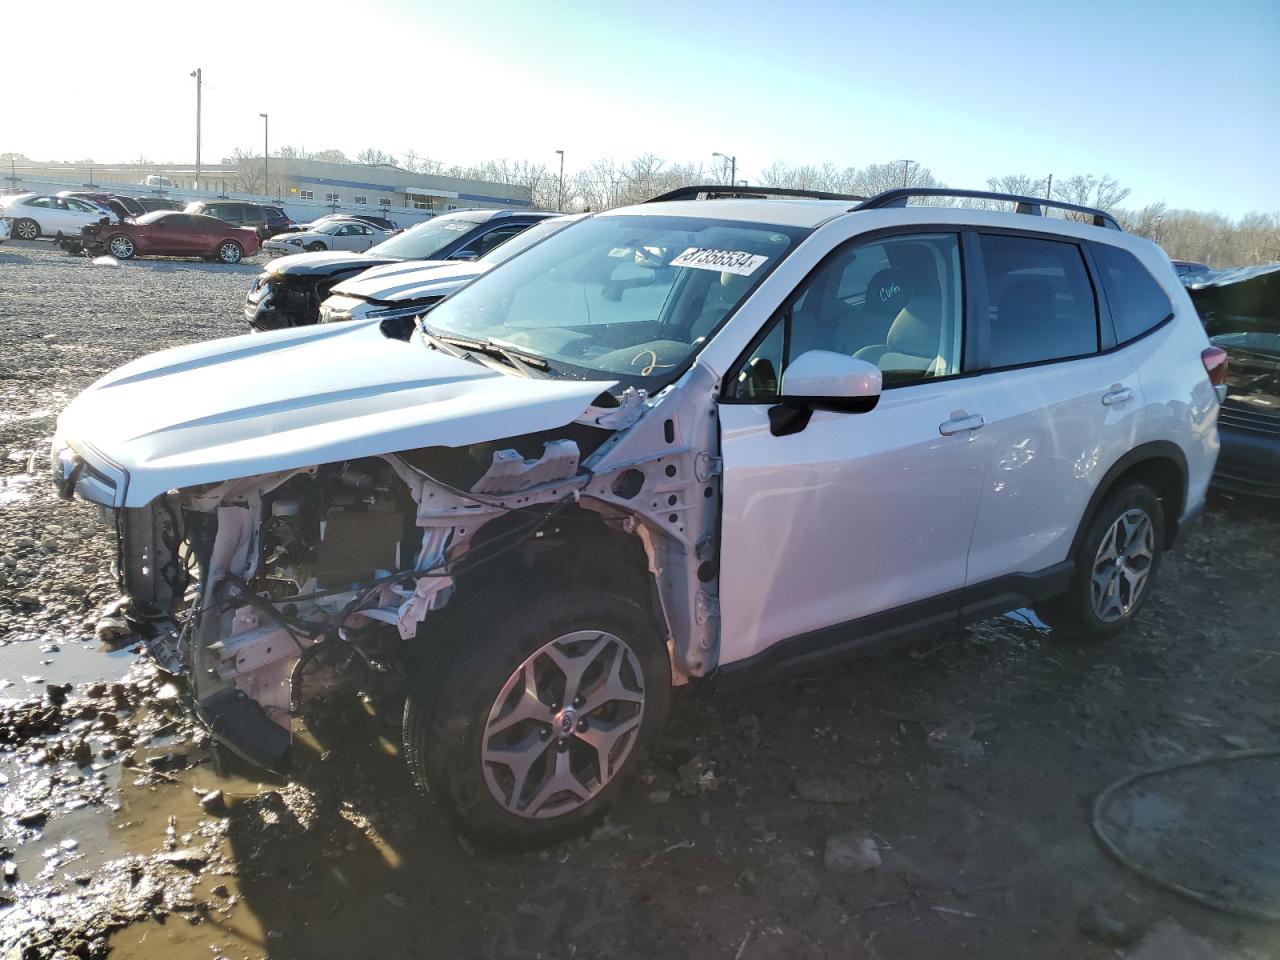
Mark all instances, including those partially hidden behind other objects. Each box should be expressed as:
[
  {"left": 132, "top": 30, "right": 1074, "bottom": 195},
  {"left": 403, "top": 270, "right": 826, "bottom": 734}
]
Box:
[{"left": 81, "top": 372, "right": 724, "bottom": 771}]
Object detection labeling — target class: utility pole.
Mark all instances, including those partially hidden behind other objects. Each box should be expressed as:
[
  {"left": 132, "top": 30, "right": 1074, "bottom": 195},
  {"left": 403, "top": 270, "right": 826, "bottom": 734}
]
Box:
[
  {"left": 1044, "top": 173, "right": 1053, "bottom": 201},
  {"left": 555, "top": 149, "right": 565, "bottom": 211},
  {"left": 260, "top": 113, "right": 269, "bottom": 197},
  {"left": 190, "top": 69, "right": 202, "bottom": 191},
  {"left": 712, "top": 152, "right": 736, "bottom": 187},
  {"left": 899, "top": 159, "right": 914, "bottom": 188}
]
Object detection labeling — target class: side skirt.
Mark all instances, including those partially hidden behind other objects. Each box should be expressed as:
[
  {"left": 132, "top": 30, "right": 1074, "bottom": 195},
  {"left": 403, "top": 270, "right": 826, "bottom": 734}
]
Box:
[{"left": 713, "top": 561, "right": 1074, "bottom": 692}]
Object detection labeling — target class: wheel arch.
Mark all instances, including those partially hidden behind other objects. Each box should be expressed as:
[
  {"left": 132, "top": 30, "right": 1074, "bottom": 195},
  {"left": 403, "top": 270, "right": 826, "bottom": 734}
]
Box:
[{"left": 1069, "top": 442, "right": 1189, "bottom": 556}]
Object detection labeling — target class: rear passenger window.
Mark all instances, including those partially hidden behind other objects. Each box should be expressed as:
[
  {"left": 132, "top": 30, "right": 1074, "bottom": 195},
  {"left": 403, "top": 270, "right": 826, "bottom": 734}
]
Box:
[
  {"left": 978, "top": 234, "right": 1098, "bottom": 368},
  {"left": 1091, "top": 244, "right": 1174, "bottom": 344}
]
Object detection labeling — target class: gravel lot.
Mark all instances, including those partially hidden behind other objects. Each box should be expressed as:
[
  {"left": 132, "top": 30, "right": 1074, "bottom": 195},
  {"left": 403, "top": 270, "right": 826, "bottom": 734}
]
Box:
[{"left": 2, "top": 239, "right": 1279, "bottom": 960}]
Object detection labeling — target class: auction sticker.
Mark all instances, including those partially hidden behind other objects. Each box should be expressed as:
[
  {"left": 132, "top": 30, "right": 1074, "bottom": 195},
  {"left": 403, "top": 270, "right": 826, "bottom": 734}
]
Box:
[{"left": 670, "top": 247, "right": 768, "bottom": 276}]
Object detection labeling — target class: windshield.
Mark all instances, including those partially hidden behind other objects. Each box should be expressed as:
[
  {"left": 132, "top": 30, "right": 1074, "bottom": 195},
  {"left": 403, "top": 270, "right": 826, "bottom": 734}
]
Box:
[
  {"left": 375, "top": 214, "right": 485, "bottom": 259},
  {"left": 480, "top": 216, "right": 576, "bottom": 266},
  {"left": 422, "top": 214, "right": 805, "bottom": 389}
]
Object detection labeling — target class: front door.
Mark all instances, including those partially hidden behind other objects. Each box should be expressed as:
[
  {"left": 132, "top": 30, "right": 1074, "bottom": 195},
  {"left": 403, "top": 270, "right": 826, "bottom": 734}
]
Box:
[{"left": 717, "top": 231, "right": 987, "bottom": 667}]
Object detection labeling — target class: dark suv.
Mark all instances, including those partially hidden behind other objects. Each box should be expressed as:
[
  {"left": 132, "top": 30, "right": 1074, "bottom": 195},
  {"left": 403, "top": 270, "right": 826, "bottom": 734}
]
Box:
[
  {"left": 245, "top": 208, "right": 554, "bottom": 330},
  {"left": 184, "top": 200, "right": 294, "bottom": 240}
]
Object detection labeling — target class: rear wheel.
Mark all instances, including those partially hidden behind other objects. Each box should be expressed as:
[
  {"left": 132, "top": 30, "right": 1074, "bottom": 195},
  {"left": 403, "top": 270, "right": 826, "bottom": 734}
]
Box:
[
  {"left": 217, "top": 240, "right": 243, "bottom": 264},
  {"left": 403, "top": 586, "right": 670, "bottom": 846},
  {"left": 1039, "top": 483, "right": 1164, "bottom": 641},
  {"left": 14, "top": 218, "right": 39, "bottom": 241},
  {"left": 108, "top": 235, "right": 136, "bottom": 259}
]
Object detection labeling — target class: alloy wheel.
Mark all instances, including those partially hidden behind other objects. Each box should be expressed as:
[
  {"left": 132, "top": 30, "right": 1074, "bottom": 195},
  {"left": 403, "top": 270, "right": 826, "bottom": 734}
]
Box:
[
  {"left": 109, "top": 236, "right": 134, "bottom": 259},
  {"left": 218, "top": 242, "right": 241, "bottom": 264},
  {"left": 482, "top": 631, "right": 645, "bottom": 819},
  {"left": 1090, "top": 508, "right": 1155, "bottom": 623},
  {"left": 16, "top": 220, "right": 38, "bottom": 240}
]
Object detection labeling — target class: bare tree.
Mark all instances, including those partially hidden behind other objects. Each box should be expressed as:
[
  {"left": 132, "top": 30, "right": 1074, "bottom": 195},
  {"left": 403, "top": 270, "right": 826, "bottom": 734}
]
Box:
[
  {"left": 310, "top": 149, "right": 349, "bottom": 164},
  {"left": 356, "top": 148, "right": 396, "bottom": 167},
  {"left": 230, "top": 147, "right": 263, "bottom": 194}
]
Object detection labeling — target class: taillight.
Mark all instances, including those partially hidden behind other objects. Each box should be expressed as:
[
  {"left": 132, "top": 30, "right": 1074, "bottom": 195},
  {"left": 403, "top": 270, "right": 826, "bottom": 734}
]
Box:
[{"left": 1202, "top": 346, "right": 1228, "bottom": 399}]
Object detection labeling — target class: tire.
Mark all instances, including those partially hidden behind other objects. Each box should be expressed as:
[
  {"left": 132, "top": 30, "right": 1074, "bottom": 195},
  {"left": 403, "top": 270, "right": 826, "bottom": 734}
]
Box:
[
  {"left": 14, "top": 218, "right": 39, "bottom": 241},
  {"left": 216, "top": 240, "right": 243, "bottom": 264},
  {"left": 1039, "top": 483, "right": 1164, "bottom": 641},
  {"left": 306, "top": 241, "right": 326, "bottom": 252},
  {"left": 403, "top": 585, "right": 670, "bottom": 847},
  {"left": 107, "top": 235, "right": 136, "bottom": 259}
]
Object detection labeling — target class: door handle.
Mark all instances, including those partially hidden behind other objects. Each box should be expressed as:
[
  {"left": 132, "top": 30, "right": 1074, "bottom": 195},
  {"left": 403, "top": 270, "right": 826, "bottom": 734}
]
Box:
[
  {"left": 939, "top": 413, "right": 985, "bottom": 436},
  {"left": 1101, "top": 386, "right": 1133, "bottom": 406}
]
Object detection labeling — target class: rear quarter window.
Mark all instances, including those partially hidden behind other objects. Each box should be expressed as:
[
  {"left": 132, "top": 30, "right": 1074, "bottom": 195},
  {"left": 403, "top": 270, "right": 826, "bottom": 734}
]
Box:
[{"left": 1091, "top": 243, "right": 1174, "bottom": 344}]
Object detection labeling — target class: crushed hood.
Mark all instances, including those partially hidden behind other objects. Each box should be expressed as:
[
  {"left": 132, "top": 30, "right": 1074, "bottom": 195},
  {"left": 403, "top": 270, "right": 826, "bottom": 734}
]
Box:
[
  {"left": 330, "top": 259, "right": 493, "bottom": 304},
  {"left": 57, "top": 320, "right": 616, "bottom": 507},
  {"left": 264, "top": 249, "right": 403, "bottom": 277}
]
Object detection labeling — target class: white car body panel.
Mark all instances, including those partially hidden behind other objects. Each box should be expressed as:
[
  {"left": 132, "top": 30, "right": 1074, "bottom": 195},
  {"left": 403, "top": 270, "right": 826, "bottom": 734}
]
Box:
[
  {"left": 0, "top": 217, "right": 10, "bottom": 242},
  {"left": 329, "top": 259, "right": 491, "bottom": 303},
  {"left": 717, "top": 376, "right": 988, "bottom": 664},
  {"left": 55, "top": 318, "right": 616, "bottom": 508},
  {"left": 960, "top": 349, "right": 1145, "bottom": 585},
  {"left": 6, "top": 194, "right": 107, "bottom": 238}
]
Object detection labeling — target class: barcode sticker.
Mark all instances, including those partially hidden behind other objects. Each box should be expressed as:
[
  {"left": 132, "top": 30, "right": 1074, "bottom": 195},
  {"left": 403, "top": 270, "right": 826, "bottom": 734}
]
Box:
[{"left": 669, "top": 247, "right": 768, "bottom": 276}]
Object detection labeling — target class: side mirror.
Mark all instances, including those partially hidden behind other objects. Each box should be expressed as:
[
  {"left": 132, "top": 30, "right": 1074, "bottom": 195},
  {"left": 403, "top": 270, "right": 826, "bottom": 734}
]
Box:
[{"left": 770, "top": 350, "right": 882, "bottom": 436}]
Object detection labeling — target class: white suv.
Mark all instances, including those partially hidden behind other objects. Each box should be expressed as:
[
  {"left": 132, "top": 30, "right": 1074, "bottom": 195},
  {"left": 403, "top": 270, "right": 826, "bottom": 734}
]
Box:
[{"left": 52, "top": 186, "right": 1222, "bottom": 844}]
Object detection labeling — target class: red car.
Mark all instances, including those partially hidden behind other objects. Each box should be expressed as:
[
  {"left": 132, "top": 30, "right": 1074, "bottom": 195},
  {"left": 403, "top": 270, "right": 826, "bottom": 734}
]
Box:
[{"left": 80, "top": 211, "right": 260, "bottom": 264}]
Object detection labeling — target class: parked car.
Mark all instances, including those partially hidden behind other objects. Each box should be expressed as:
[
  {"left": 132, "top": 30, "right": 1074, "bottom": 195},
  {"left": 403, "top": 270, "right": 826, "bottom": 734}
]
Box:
[
  {"left": 318, "top": 214, "right": 585, "bottom": 329},
  {"left": 279, "top": 214, "right": 402, "bottom": 235},
  {"left": 57, "top": 191, "right": 147, "bottom": 219},
  {"left": 140, "top": 175, "right": 177, "bottom": 190},
  {"left": 134, "top": 197, "right": 187, "bottom": 213},
  {"left": 78, "top": 211, "right": 261, "bottom": 263},
  {"left": 1182, "top": 263, "right": 1280, "bottom": 497},
  {"left": 0, "top": 193, "right": 111, "bottom": 242},
  {"left": 183, "top": 200, "right": 294, "bottom": 239},
  {"left": 244, "top": 209, "right": 556, "bottom": 330},
  {"left": 53, "top": 186, "right": 1219, "bottom": 845},
  {"left": 262, "top": 218, "right": 389, "bottom": 256}
]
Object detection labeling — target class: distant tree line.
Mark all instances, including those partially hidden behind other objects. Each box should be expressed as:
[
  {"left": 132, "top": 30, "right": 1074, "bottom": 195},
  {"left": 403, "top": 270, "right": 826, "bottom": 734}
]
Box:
[{"left": 222, "top": 145, "right": 1279, "bottom": 267}]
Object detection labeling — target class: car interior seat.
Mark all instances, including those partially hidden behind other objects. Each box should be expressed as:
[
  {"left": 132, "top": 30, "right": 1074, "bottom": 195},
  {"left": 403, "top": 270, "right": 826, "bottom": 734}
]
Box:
[
  {"left": 991, "top": 278, "right": 1055, "bottom": 367},
  {"left": 854, "top": 297, "right": 944, "bottom": 379}
]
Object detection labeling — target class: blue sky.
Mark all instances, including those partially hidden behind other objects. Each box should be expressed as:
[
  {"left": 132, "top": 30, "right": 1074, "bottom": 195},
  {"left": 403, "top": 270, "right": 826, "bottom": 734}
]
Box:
[{"left": 10, "top": 0, "right": 1279, "bottom": 215}]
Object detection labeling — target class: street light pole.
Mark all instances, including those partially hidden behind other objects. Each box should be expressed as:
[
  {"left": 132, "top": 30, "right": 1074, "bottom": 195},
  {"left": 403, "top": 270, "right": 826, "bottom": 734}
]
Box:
[
  {"left": 712, "top": 152, "right": 736, "bottom": 187},
  {"left": 259, "top": 113, "right": 269, "bottom": 197},
  {"left": 190, "top": 68, "right": 202, "bottom": 191},
  {"left": 555, "top": 149, "right": 565, "bottom": 211}
]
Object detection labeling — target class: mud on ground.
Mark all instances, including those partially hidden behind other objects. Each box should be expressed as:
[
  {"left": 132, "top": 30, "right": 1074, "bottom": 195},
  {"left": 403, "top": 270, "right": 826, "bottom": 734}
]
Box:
[{"left": 2, "top": 240, "right": 1279, "bottom": 959}]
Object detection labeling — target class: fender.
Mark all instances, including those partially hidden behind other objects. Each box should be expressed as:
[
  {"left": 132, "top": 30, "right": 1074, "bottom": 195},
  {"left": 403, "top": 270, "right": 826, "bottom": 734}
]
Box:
[{"left": 1068, "top": 440, "right": 1189, "bottom": 557}]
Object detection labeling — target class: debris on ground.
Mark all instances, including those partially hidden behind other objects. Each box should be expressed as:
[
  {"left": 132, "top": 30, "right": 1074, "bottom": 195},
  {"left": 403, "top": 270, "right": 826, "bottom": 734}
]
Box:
[{"left": 823, "top": 833, "right": 882, "bottom": 873}]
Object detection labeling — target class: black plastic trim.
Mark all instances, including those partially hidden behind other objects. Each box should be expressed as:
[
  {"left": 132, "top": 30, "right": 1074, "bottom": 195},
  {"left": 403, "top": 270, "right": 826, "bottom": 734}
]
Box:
[
  {"left": 714, "top": 561, "right": 1075, "bottom": 690},
  {"left": 647, "top": 185, "right": 866, "bottom": 204},
  {"left": 855, "top": 188, "right": 1122, "bottom": 230},
  {"left": 1067, "top": 441, "right": 1190, "bottom": 555}
]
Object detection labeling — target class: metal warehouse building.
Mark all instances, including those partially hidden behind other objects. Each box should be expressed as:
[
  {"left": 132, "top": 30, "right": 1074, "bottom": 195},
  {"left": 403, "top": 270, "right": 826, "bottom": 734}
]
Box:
[{"left": 271, "top": 159, "right": 531, "bottom": 215}]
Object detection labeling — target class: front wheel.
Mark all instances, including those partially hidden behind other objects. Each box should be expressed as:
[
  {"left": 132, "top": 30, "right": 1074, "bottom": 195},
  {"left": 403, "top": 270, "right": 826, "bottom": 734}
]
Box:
[
  {"left": 403, "top": 586, "right": 670, "bottom": 846},
  {"left": 1039, "top": 483, "right": 1164, "bottom": 641},
  {"left": 108, "top": 235, "right": 136, "bottom": 259},
  {"left": 14, "top": 218, "right": 39, "bottom": 241},
  {"left": 305, "top": 241, "right": 326, "bottom": 252},
  {"left": 217, "top": 240, "right": 243, "bottom": 264}
]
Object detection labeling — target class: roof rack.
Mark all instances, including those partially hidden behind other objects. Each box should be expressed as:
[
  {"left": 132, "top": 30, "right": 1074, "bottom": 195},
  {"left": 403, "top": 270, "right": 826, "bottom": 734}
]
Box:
[
  {"left": 647, "top": 184, "right": 866, "bottom": 204},
  {"left": 853, "top": 188, "right": 1122, "bottom": 230}
]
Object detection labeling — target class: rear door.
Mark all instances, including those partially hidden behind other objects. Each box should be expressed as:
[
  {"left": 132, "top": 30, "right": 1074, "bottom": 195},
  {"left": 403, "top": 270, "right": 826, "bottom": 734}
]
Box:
[{"left": 959, "top": 231, "right": 1144, "bottom": 592}]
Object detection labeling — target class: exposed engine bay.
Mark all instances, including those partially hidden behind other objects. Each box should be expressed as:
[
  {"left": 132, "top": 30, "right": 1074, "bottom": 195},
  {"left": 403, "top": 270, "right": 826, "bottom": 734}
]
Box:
[{"left": 111, "top": 373, "right": 724, "bottom": 770}]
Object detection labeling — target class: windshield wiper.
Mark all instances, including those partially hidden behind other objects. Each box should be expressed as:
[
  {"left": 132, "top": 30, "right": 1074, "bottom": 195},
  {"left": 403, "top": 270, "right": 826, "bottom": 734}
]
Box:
[{"left": 419, "top": 324, "right": 550, "bottom": 378}]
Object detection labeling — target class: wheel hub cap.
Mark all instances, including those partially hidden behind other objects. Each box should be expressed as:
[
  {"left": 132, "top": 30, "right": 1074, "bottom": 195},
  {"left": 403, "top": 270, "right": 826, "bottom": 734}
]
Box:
[
  {"left": 482, "top": 630, "right": 644, "bottom": 819},
  {"left": 1090, "top": 508, "right": 1154, "bottom": 623}
]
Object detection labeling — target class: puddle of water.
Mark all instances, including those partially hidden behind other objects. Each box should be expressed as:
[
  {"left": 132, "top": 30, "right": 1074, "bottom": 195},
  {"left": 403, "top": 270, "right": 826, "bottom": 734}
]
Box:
[
  {"left": 0, "top": 472, "right": 38, "bottom": 507},
  {"left": 0, "top": 639, "right": 137, "bottom": 703}
]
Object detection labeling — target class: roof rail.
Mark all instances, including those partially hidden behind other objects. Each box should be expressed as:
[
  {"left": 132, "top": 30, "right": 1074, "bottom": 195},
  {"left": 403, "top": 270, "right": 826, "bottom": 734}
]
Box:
[
  {"left": 853, "top": 188, "right": 1122, "bottom": 230},
  {"left": 647, "top": 184, "right": 866, "bottom": 204}
]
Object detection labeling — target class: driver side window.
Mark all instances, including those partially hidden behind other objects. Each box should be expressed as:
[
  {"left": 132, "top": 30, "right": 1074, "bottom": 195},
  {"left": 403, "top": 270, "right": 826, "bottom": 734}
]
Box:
[{"left": 727, "top": 232, "right": 964, "bottom": 401}]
